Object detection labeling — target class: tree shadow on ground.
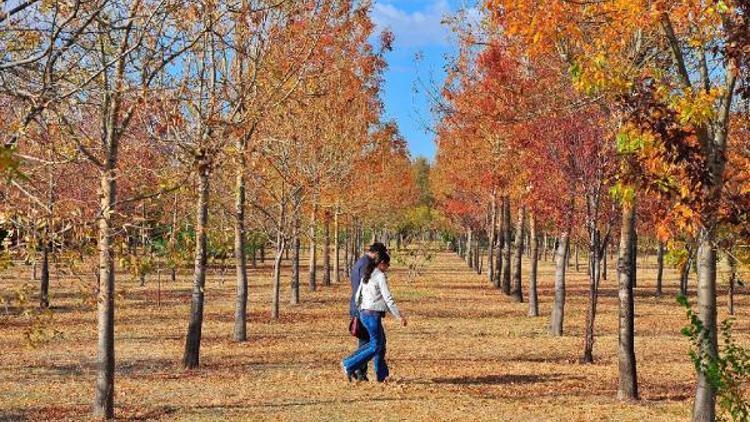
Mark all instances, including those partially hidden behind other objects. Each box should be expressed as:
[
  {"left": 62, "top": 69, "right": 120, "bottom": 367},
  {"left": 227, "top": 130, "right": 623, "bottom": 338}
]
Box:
[{"left": 429, "top": 373, "right": 577, "bottom": 385}]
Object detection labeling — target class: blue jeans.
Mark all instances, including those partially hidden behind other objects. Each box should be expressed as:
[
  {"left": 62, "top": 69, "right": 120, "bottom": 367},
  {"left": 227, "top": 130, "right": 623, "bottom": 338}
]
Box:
[
  {"left": 357, "top": 333, "right": 369, "bottom": 376},
  {"left": 343, "top": 311, "right": 389, "bottom": 382}
]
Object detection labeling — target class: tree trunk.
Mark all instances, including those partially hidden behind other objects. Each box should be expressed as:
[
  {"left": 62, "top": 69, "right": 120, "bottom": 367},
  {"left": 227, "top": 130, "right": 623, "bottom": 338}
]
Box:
[
  {"left": 233, "top": 137, "right": 248, "bottom": 342},
  {"left": 656, "top": 241, "right": 665, "bottom": 297},
  {"left": 488, "top": 194, "right": 497, "bottom": 283},
  {"left": 291, "top": 207, "right": 301, "bottom": 305},
  {"left": 511, "top": 206, "right": 525, "bottom": 302},
  {"left": 680, "top": 243, "right": 694, "bottom": 297},
  {"left": 528, "top": 213, "right": 539, "bottom": 317},
  {"left": 581, "top": 226, "right": 601, "bottom": 365},
  {"left": 728, "top": 253, "right": 736, "bottom": 316},
  {"left": 502, "top": 196, "right": 512, "bottom": 295},
  {"left": 631, "top": 230, "right": 638, "bottom": 288},
  {"left": 550, "top": 231, "right": 569, "bottom": 336},
  {"left": 272, "top": 235, "right": 286, "bottom": 320},
  {"left": 93, "top": 167, "right": 116, "bottom": 419},
  {"left": 334, "top": 209, "right": 340, "bottom": 283},
  {"left": 322, "top": 215, "right": 331, "bottom": 286},
  {"left": 617, "top": 199, "right": 638, "bottom": 400},
  {"left": 308, "top": 202, "right": 317, "bottom": 291},
  {"left": 494, "top": 224, "right": 503, "bottom": 288},
  {"left": 692, "top": 229, "right": 718, "bottom": 421},
  {"left": 39, "top": 240, "right": 50, "bottom": 309},
  {"left": 474, "top": 234, "right": 481, "bottom": 274},
  {"left": 603, "top": 249, "right": 608, "bottom": 280},
  {"left": 575, "top": 243, "right": 580, "bottom": 272},
  {"left": 466, "top": 227, "right": 473, "bottom": 268},
  {"left": 183, "top": 162, "right": 210, "bottom": 370}
]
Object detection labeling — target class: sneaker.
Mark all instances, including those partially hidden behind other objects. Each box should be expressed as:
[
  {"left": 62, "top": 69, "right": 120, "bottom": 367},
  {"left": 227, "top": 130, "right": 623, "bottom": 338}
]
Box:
[
  {"left": 341, "top": 362, "right": 354, "bottom": 383},
  {"left": 354, "top": 369, "right": 370, "bottom": 382}
]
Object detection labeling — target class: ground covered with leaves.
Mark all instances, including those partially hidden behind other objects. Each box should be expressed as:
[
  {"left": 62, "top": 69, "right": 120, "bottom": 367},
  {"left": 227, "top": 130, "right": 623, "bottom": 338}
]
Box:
[{"left": 1, "top": 250, "right": 748, "bottom": 421}]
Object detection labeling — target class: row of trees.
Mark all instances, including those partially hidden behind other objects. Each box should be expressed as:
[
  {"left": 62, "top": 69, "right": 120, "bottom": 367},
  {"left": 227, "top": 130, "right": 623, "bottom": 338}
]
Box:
[
  {"left": 432, "top": 1, "right": 750, "bottom": 420},
  {"left": 0, "top": 1, "right": 423, "bottom": 419}
]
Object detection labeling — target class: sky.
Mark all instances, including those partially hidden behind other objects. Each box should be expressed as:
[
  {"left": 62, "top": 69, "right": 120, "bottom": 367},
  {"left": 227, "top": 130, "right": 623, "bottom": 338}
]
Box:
[{"left": 370, "top": 0, "right": 463, "bottom": 162}]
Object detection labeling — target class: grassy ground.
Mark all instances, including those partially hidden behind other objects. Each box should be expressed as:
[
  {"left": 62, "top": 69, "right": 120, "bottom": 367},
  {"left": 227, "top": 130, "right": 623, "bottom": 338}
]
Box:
[{"left": 0, "top": 249, "right": 748, "bottom": 421}]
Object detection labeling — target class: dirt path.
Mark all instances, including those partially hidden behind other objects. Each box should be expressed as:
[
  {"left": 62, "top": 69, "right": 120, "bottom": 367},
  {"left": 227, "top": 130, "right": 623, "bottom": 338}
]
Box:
[{"left": 3, "top": 250, "right": 745, "bottom": 420}]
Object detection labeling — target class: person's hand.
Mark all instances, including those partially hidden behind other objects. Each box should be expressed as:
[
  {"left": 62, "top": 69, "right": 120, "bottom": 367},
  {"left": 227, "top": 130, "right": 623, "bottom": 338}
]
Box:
[{"left": 401, "top": 317, "right": 408, "bottom": 327}]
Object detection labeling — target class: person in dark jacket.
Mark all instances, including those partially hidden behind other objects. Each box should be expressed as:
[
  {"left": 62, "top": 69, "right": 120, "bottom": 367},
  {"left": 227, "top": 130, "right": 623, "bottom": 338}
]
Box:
[{"left": 349, "top": 242, "right": 387, "bottom": 381}]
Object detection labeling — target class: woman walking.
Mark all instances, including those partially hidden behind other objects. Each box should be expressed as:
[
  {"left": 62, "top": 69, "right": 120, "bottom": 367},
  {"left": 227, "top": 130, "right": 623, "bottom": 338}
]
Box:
[{"left": 342, "top": 252, "right": 407, "bottom": 383}]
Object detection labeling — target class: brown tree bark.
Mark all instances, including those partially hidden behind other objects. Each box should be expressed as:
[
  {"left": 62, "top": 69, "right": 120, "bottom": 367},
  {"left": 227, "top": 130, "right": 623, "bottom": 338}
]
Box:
[
  {"left": 272, "top": 233, "right": 286, "bottom": 319},
  {"left": 656, "top": 241, "right": 665, "bottom": 298},
  {"left": 322, "top": 214, "right": 331, "bottom": 286},
  {"left": 511, "top": 206, "right": 525, "bottom": 302},
  {"left": 183, "top": 159, "right": 211, "bottom": 370},
  {"left": 693, "top": 229, "right": 718, "bottom": 421},
  {"left": 550, "top": 230, "right": 569, "bottom": 336},
  {"left": 39, "top": 240, "right": 50, "bottom": 308},
  {"left": 334, "top": 208, "right": 340, "bottom": 283},
  {"left": 291, "top": 209, "right": 301, "bottom": 305},
  {"left": 233, "top": 135, "right": 248, "bottom": 342},
  {"left": 308, "top": 202, "right": 317, "bottom": 291},
  {"left": 466, "top": 227, "right": 473, "bottom": 268},
  {"left": 528, "top": 213, "right": 539, "bottom": 317},
  {"left": 488, "top": 193, "right": 497, "bottom": 283},
  {"left": 94, "top": 166, "right": 116, "bottom": 419},
  {"left": 501, "top": 196, "right": 511, "bottom": 295},
  {"left": 617, "top": 199, "right": 638, "bottom": 400}
]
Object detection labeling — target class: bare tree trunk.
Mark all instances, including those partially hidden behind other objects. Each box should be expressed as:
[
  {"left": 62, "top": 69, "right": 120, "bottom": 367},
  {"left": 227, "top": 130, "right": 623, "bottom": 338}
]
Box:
[
  {"left": 272, "top": 234, "right": 286, "bottom": 320},
  {"left": 494, "top": 224, "right": 503, "bottom": 288},
  {"left": 502, "top": 196, "right": 511, "bottom": 295},
  {"left": 617, "top": 200, "right": 638, "bottom": 400},
  {"left": 93, "top": 166, "right": 116, "bottom": 419},
  {"left": 728, "top": 253, "right": 736, "bottom": 316},
  {"left": 603, "top": 249, "right": 608, "bottom": 280},
  {"left": 466, "top": 227, "right": 473, "bottom": 268},
  {"left": 488, "top": 193, "right": 497, "bottom": 283},
  {"left": 656, "top": 241, "right": 665, "bottom": 297},
  {"left": 680, "top": 243, "right": 694, "bottom": 297},
  {"left": 575, "top": 243, "right": 580, "bottom": 272},
  {"left": 40, "top": 239, "right": 50, "bottom": 309},
  {"left": 291, "top": 213, "right": 300, "bottom": 305},
  {"left": 344, "top": 228, "right": 350, "bottom": 274},
  {"left": 334, "top": 208, "right": 340, "bottom": 283},
  {"left": 693, "top": 228, "right": 718, "bottom": 421},
  {"left": 581, "top": 227, "right": 601, "bottom": 364},
  {"left": 528, "top": 213, "right": 539, "bottom": 317},
  {"left": 233, "top": 136, "right": 248, "bottom": 342},
  {"left": 550, "top": 231, "right": 569, "bottom": 336},
  {"left": 474, "top": 234, "right": 481, "bottom": 274},
  {"left": 322, "top": 214, "right": 331, "bottom": 286},
  {"left": 631, "top": 230, "right": 638, "bottom": 288},
  {"left": 308, "top": 202, "right": 317, "bottom": 291},
  {"left": 183, "top": 162, "right": 210, "bottom": 370},
  {"left": 511, "top": 206, "right": 525, "bottom": 302}
]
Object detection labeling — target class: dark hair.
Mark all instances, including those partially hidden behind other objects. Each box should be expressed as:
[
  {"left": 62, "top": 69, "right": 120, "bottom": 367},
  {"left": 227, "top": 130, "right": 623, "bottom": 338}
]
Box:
[
  {"left": 368, "top": 242, "right": 387, "bottom": 255},
  {"left": 363, "top": 252, "right": 390, "bottom": 284}
]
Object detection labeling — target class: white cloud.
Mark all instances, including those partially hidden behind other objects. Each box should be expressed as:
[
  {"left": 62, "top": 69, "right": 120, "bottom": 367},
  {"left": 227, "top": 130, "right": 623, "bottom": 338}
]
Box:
[{"left": 371, "top": 1, "right": 453, "bottom": 48}]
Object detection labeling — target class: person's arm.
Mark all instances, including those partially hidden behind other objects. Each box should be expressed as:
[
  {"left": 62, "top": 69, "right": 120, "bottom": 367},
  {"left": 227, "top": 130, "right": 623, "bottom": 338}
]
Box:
[{"left": 378, "top": 273, "right": 402, "bottom": 320}]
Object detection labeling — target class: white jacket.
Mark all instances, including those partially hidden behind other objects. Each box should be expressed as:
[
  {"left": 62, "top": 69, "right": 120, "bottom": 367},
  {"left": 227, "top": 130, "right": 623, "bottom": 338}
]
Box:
[{"left": 355, "top": 268, "right": 402, "bottom": 319}]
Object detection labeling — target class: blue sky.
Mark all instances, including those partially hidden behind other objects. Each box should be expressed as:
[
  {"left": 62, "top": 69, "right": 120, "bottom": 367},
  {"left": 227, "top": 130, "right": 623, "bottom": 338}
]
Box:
[{"left": 371, "top": 0, "right": 462, "bottom": 162}]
